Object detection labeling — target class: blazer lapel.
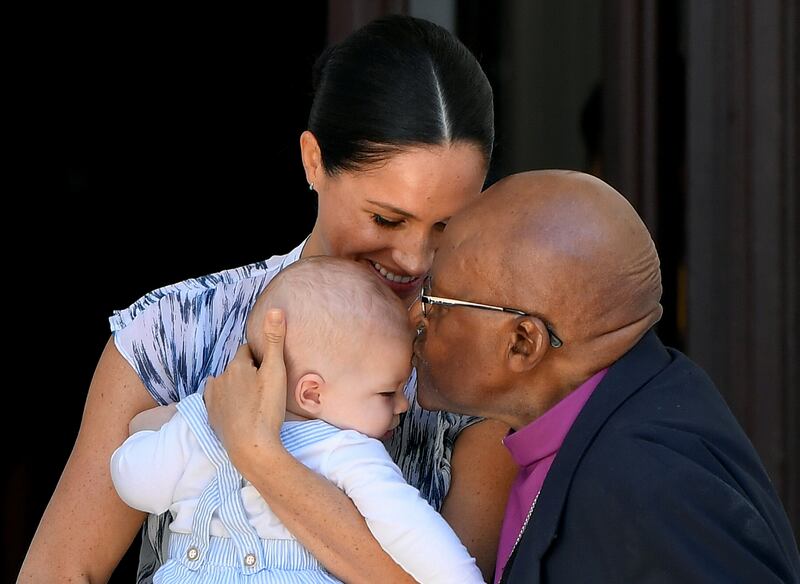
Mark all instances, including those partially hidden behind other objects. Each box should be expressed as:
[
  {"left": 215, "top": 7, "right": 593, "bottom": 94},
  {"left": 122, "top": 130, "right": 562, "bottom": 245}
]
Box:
[{"left": 502, "top": 330, "right": 672, "bottom": 583}]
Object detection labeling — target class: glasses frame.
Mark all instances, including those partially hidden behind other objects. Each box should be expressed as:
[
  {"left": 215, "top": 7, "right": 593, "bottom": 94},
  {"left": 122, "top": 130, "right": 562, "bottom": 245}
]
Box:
[{"left": 419, "top": 277, "right": 564, "bottom": 348}]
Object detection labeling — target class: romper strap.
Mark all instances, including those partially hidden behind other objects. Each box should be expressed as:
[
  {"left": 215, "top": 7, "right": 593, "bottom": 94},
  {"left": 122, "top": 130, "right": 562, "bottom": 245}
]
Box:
[
  {"left": 176, "top": 394, "right": 225, "bottom": 465},
  {"left": 175, "top": 474, "right": 221, "bottom": 571},
  {"left": 176, "top": 393, "right": 266, "bottom": 573}
]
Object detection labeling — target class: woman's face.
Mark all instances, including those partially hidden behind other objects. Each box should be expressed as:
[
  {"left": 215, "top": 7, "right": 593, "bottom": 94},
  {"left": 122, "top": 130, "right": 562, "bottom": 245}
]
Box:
[{"left": 302, "top": 135, "right": 488, "bottom": 303}]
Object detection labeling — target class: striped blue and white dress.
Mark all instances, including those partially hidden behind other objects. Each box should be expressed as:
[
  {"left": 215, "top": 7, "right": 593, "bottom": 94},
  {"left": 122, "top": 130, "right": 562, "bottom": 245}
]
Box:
[{"left": 110, "top": 240, "right": 481, "bottom": 584}]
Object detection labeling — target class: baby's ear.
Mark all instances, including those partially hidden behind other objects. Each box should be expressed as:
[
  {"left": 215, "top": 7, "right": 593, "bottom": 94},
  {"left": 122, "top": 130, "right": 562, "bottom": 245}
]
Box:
[{"left": 295, "top": 373, "right": 325, "bottom": 415}]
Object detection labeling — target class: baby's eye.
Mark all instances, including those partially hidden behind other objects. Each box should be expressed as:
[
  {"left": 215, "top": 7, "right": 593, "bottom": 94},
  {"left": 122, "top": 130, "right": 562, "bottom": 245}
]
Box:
[
  {"left": 379, "top": 391, "right": 396, "bottom": 398},
  {"left": 372, "top": 214, "right": 403, "bottom": 228}
]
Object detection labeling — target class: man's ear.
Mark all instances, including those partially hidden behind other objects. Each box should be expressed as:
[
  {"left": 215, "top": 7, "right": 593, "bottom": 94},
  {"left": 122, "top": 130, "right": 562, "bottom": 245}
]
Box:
[
  {"left": 294, "top": 372, "right": 325, "bottom": 415},
  {"left": 300, "top": 130, "right": 323, "bottom": 188},
  {"left": 507, "top": 318, "right": 548, "bottom": 373}
]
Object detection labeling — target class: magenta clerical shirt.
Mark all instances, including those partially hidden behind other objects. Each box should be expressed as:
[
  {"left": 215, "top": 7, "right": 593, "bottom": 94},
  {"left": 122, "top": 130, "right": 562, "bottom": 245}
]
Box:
[{"left": 494, "top": 369, "right": 608, "bottom": 583}]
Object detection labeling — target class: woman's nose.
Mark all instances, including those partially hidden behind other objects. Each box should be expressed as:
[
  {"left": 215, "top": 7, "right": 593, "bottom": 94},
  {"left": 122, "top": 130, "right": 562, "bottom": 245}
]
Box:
[{"left": 392, "top": 231, "right": 433, "bottom": 276}]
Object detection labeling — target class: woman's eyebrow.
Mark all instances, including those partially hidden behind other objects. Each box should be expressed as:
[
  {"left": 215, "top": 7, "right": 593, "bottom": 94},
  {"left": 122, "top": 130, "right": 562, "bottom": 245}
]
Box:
[{"left": 366, "top": 200, "right": 418, "bottom": 220}]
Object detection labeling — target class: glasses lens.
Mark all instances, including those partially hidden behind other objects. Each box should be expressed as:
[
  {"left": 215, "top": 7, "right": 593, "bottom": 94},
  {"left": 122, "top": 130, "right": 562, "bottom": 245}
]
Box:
[{"left": 421, "top": 276, "right": 430, "bottom": 318}]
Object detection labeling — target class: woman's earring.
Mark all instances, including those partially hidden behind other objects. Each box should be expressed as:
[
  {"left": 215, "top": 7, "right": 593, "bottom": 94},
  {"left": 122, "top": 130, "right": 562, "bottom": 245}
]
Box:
[{"left": 308, "top": 182, "right": 315, "bottom": 191}]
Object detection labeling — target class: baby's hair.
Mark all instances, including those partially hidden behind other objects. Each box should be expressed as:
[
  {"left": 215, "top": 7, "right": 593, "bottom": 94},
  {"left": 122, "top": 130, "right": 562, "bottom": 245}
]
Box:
[{"left": 247, "top": 257, "right": 410, "bottom": 376}]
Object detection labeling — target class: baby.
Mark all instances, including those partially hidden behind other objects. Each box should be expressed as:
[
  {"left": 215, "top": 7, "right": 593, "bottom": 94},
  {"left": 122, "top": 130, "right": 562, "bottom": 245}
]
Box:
[{"left": 111, "top": 256, "right": 484, "bottom": 583}]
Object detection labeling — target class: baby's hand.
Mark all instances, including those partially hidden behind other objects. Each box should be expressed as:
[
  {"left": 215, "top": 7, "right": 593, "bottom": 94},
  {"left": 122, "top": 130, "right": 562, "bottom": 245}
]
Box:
[{"left": 129, "top": 403, "right": 178, "bottom": 434}]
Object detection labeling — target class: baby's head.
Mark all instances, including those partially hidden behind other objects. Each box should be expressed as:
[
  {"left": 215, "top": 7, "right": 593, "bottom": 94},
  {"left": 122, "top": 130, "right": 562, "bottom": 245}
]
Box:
[{"left": 246, "top": 257, "right": 412, "bottom": 439}]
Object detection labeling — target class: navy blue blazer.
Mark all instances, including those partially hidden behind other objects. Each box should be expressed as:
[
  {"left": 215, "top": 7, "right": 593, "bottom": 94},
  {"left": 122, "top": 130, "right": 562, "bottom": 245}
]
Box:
[{"left": 501, "top": 331, "right": 799, "bottom": 583}]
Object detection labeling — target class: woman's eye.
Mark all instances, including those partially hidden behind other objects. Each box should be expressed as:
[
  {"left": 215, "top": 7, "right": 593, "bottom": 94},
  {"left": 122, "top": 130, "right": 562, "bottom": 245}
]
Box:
[
  {"left": 434, "top": 221, "right": 448, "bottom": 232},
  {"left": 372, "top": 214, "right": 403, "bottom": 228}
]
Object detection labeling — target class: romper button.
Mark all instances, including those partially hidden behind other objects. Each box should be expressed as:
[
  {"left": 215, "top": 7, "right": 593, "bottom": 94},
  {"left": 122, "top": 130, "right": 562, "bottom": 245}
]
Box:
[
  {"left": 244, "top": 553, "right": 256, "bottom": 567},
  {"left": 187, "top": 546, "right": 199, "bottom": 561}
]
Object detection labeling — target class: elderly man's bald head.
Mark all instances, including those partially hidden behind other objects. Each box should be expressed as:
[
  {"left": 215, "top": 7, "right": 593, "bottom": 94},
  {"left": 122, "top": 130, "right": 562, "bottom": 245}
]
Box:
[
  {"left": 414, "top": 171, "right": 663, "bottom": 423},
  {"left": 446, "top": 170, "right": 662, "bottom": 357}
]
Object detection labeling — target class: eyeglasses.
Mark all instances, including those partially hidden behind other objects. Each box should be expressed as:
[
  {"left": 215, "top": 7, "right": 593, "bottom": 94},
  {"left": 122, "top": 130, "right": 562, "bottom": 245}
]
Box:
[{"left": 418, "top": 276, "right": 564, "bottom": 348}]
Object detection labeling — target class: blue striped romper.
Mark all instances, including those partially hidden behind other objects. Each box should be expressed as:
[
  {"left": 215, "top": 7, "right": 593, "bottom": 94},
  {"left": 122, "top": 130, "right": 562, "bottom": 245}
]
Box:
[{"left": 156, "top": 394, "right": 342, "bottom": 583}]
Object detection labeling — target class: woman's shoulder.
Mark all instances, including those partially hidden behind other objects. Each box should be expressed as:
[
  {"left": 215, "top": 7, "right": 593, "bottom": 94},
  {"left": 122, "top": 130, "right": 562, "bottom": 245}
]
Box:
[{"left": 109, "top": 240, "right": 306, "bottom": 332}]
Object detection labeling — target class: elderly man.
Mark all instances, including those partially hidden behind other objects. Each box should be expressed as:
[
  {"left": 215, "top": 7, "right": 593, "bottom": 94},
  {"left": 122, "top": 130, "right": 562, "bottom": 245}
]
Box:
[
  {"left": 412, "top": 170, "right": 799, "bottom": 583},
  {"left": 202, "top": 169, "right": 797, "bottom": 583}
]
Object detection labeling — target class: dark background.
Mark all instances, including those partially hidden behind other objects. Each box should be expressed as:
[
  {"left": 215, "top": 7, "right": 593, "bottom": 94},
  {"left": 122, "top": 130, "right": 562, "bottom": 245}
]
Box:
[
  {"left": 9, "top": 1, "right": 797, "bottom": 581},
  {"left": 9, "top": 5, "right": 327, "bottom": 580}
]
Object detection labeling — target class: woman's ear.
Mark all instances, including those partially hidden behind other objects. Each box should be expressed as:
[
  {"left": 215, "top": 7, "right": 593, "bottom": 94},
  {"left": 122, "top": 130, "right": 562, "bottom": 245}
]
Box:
[
  {"left": 507, "top": 318, "right": 548, "bottom": 373},
  {"left": 294, "top": 372, "right": 325, "bottom": 416},
  {"left": 300, "top": 130, "right": 323, "bottom": 188}
]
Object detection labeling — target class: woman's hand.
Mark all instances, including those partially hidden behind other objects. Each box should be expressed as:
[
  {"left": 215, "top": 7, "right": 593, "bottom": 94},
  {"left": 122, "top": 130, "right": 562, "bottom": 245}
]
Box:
[{"left": 204, "top": 308, "right": 288, "bottom": 475}]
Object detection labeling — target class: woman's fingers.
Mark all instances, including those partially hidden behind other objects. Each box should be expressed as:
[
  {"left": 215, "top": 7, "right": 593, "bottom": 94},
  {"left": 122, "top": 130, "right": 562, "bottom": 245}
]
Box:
[
  {"left": 204, "top": 344, "right": 255, "bottom": 442},
  {"left": 256, "top": 308, "right": 289, "bottom": 420},
  {"left": 204, "top": 310, "right": 289, "bottom": 469},
  {"left": 258, "top": 309, "right": 287, "bottom": 382},
  {"left": 231, "top": 342, "right": 258, "bottom": 371}
]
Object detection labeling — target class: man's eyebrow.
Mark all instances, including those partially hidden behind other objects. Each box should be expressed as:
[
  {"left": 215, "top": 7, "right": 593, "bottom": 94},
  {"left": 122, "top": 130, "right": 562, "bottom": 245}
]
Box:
[{"left": 366, "top": 200, "right": 418, "bottom": 220}]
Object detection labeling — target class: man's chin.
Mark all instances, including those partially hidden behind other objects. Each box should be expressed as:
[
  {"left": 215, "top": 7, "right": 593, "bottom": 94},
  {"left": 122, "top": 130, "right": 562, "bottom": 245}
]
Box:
[
  {"left": 415, "top": 377, "right": 445, "bottom": 412},
  {"left": 417, "top": 378, "right": 476, "bottom": 417}
]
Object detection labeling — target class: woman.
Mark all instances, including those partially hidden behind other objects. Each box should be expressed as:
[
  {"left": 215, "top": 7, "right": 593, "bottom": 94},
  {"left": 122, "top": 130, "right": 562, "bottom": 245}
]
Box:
[{"left": 20, "top": 15, "right": 516, "bottom": 583}]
